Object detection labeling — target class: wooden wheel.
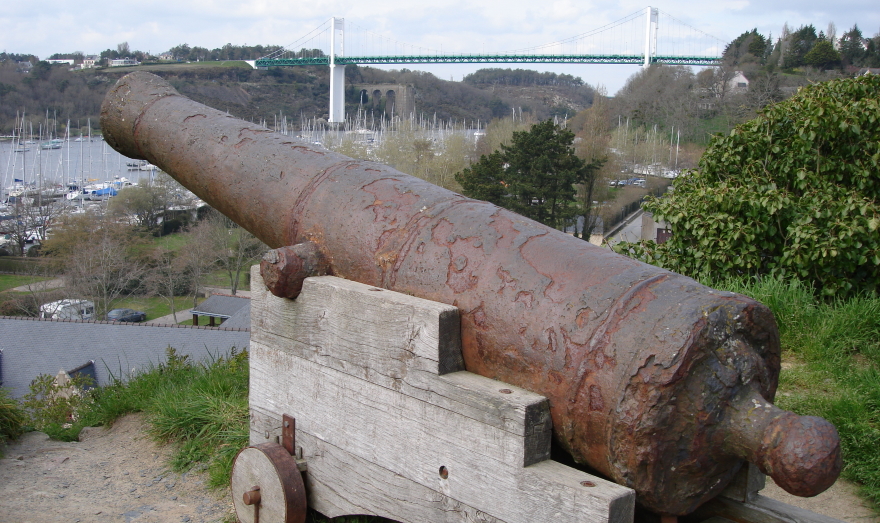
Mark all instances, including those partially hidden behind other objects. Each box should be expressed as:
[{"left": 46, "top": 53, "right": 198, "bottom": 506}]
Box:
[{"left": 231, "top": 442, "right": 307, "bottom": 523}]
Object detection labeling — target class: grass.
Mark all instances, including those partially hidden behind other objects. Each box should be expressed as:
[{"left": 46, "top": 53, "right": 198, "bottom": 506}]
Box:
[
  {"left": 0, "top": 388, "right": 26, "bottom": 457},
  {"left": 201, "top": 265, "right": 257, "bottom": 292},
  {"left": 0, "top": 273, "right": 51, "bottom": 292},
  {"left": 707, "top": 275, "right": 880, "bottom": 511},
  {"left": 111, "top": 295, "right": 196, "bottom": 321},
  {"left": 10, "top": 347, "right": 379, "bottom": 523},
  {"left": 153, "top": 232, "right": 190, "bottom": 253}
]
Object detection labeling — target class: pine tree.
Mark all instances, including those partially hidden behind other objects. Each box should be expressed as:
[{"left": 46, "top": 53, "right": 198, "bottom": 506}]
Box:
[{"left": 455, "top": 120, "right": 595, "bottom": 231}]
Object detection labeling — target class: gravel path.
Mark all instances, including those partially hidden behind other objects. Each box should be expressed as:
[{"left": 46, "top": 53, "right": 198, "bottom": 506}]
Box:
[
  {"left": 0, "top": 411, "right": 877, "bottom": 523},
  {"left": 0, "top": 414, "right": 233, "bottom": 523}
]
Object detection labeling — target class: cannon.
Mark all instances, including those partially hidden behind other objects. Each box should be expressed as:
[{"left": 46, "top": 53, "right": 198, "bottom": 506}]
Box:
[{"left": 100, "top": 72, "right": 841, "bottom": 517}]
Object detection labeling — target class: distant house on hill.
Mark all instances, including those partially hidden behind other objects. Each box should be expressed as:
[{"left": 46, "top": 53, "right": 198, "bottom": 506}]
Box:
[
  {"left": 109, "top": 57, "right": 139, "bottom": 67},
  {"left": 727, "top": 71, "right": 750, "bottom": 93},
  {"left": 81, "top": 55, "right": 99, "bottom": 68},
  {"left": 46, "top": 59, "right": 74, "bottom": 66}
]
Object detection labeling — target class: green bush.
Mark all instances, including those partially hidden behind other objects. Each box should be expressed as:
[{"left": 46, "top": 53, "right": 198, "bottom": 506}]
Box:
[
  {"left": 0, "top": 388, "right": 27, "bottom": 452},
  {"left": 620, "top": 75, "right": 880, "bottom": 297},
  {"left": 21, "top": 372, "right": 95, "bottom": 438}
]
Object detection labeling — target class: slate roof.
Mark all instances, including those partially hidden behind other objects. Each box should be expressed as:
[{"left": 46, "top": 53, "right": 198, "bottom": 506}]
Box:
[
  {"left": 0, "top": 317, "right": 249, "bottom": 399},
  {"left": 219, "top": 305, "right": 251, "bottom": 330},
  {"left": 190, "top": 293, "right": 251, "bottom": 319}
]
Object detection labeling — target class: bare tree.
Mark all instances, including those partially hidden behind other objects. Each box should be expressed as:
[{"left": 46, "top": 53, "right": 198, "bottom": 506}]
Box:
[
  {"left": 204, "top": 210, "right": 266, "bottom": 295},
  {"left": 42, "top": 212, "right": 148, "bottom": 318},
  {"left": 145, "top": 247, "right": 189, "bottom": 322},
  {"left": 179, "top": 217, "right": 218, "bottom": 307}
]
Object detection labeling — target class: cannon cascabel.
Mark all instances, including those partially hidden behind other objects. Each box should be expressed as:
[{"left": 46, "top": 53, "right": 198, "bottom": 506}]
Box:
[{"left": 100, "top": 71, "right": 841, "bottom": 515}]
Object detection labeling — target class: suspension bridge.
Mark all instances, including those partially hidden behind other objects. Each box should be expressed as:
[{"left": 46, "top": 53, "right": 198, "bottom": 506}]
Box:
[{"left": 246, "top": 7, "right": 727, "bottom": 122}]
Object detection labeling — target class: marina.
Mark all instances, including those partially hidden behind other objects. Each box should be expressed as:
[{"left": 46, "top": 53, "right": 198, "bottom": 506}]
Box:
[{"left": 0, "top": 135, "right": 157, "bottom": 204}]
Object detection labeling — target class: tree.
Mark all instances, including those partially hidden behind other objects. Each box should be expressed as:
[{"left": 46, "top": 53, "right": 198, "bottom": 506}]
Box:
[
  {"left": 456, "top": 119, "right": 592, "bottom": 231},
  {"left": 570, "top": 89, "right": 611, "bottom": 239},
  {"left": 782, "top": 25, "right": 818, "bottom": 69},
  {"left": 109, "top": 185, "right": 166, "bottom": 231},
  {"left": 145, "top": 246, "right": 191, "bottom": 323},
  {"left": 838, "top": 25, "right": 865, "bottom": 67},
  {"left": 723, "top": 29, "right": 770, "bottom": 65},
  {"left": 454, "top": 151, "right": 507, "bottom": 205},
  {"left": 204, "top": 210, "right": 266, "bottom": 295},
  {"left": 612, "top": 65, "right": 700, "bottom": 141},
  {"left": 615, "top": 75, "right": 880, "bottom": 297},
  {"left": 804, "top": 41, "right": 840, "bottom": 69},
  {"left": 179, "top": 217, "right": 218, "bottom": 307},
  {"left": 42, "top": 212, "right": 149, "bottom": 316}
]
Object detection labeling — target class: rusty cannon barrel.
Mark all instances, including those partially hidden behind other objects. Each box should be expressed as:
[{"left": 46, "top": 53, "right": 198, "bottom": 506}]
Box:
[{"left": 101, "top": 72, "right": 841, "bottom": 516}]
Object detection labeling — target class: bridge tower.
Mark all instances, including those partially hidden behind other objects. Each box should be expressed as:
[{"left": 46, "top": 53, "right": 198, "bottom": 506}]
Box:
[
  {"left": 643, "top": 7, "right": 658, "bottom": 67},
  {"left": 329, "top": 17, "right": 346, "bottom": 123}
]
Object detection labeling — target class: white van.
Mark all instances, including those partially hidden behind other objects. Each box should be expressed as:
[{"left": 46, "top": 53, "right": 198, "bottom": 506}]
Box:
[{"left": 39, "top": 299, "right": 96, "bottom": 320}]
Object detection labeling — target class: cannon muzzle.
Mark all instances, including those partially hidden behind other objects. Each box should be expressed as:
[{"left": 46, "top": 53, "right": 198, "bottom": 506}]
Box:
[{"left": 101, "top": 72, "right": 841, "bottom": 515}]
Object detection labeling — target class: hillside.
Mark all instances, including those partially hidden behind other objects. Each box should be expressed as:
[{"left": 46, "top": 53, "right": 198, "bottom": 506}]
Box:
[{"left": 0, "top": 60, "right": 595, "bottom": 135}]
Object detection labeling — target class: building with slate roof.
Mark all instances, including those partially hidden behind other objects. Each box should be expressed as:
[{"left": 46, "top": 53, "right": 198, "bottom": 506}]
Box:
[
  {"left": 190, "top": 293, "right": 251, "bottom": 327},
  {"left": 0, "top": 317, "right": 249, "bottom": 399}
]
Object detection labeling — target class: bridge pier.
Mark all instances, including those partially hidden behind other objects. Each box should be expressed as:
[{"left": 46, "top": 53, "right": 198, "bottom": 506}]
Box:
[
  {"left": 329, "top": 17, "right": 346, "bottom": 123},
  {"left": 329, "top": 65, "right": 345, "bottom": 123}
]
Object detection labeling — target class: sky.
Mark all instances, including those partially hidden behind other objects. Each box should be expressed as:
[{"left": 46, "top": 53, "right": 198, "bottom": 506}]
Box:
[{"left": 1, "top": 0, "right": 877, "bottom": 95}]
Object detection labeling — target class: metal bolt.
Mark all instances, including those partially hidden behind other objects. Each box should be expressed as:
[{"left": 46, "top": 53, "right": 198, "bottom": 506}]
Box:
[
  {"left": 580, "top": 481, "right": 596, "bottom": 487},
  {"left": 439, "top": 466, "right": 449, "bottom": 479},
  {"left": 499, "top": 389, "right": 513, "bottom": 394},
  {"left": 243, "top": 486, "right": 262, "bottom": 505}
]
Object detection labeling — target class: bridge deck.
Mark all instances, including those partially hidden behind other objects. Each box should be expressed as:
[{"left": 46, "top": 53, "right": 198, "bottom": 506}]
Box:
[{"left": 255, "top": 54, "right": 721, "bottom": 68}]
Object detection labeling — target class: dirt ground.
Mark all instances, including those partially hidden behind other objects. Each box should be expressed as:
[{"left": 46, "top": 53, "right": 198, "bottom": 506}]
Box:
[
  {"left": 0, "top": 414, "right": 233, "bottom": 523},
  {"left": 0, "top": 412, "right": 877, "bottom": 523}
]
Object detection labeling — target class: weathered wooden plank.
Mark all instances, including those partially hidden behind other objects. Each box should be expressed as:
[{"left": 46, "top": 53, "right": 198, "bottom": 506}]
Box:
[
  {"left": 251, "top": 274, "right": 464, "bottom": 374},
  {"left": 250, "top": 345, "right": 632, "bottom": 523},
  {"left": 250, "top": 341, "right": 542, "bottom": 469},
  {"left": 250, "top": 414, "right": 504, "bottom": 523},
  {"left": 250, "top": 406, "right": 633, "bottom": 523},
  {"left": 251, "top": 272, "right": 550, "bottom": 439}
]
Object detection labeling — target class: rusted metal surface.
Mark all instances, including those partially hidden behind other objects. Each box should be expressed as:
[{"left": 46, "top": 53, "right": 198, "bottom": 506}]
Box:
[
  {"left": 261, "top": 242, "right": 331, "bottom": 298},
  {"left": 282, "top": 414, "right": 296, "bottom": 456},
  {"left": 101, "top": 72, "right": 841, "bottom": 516}
]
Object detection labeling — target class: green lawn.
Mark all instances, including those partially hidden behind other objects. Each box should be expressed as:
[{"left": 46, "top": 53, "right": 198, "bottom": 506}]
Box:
[
  {"left": 111, "top": 296, "right": 199, "bottom": 321},
  {"left": 153, "top": 232, "right": 190, "bottom": 253},
  {"left": 0, "top": 274, "right": 51, "bottom": 293},
  {"left": 201, "top": 265, "right": 258, "bottom": 292}
]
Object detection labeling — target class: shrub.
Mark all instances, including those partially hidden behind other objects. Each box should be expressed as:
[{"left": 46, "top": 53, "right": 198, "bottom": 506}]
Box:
[
  {"left": 618, "top": 75, "right": 880, "bottom": 297},
  {"left": 0, "top": 388, "right": 27, "bottom": 451}
]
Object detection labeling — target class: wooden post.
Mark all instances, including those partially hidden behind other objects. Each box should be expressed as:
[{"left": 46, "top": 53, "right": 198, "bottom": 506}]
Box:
[
  {"left": 192, "top": 313, "right": 198, "bottom": 326},
  {"left": 248, "top": 267, "right": 635, "bottom": 523}
]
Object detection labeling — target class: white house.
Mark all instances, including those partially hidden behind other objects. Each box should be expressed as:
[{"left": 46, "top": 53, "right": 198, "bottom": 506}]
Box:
[
  {"left": 727, "top": 71, "right": 750, "bottom": 93},
  {"left": 109, "top": 57, "right": 139, "bottom": 67}
]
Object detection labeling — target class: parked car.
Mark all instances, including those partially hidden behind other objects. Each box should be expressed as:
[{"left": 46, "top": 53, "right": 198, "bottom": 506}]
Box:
[{"left": 107, "top": 308, "right": 147, "bottom": 322}]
